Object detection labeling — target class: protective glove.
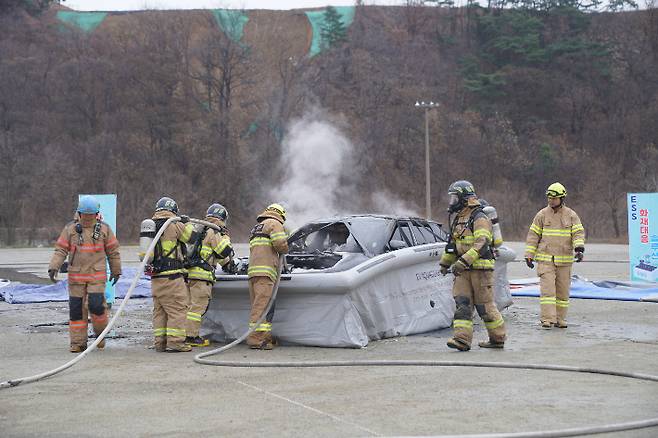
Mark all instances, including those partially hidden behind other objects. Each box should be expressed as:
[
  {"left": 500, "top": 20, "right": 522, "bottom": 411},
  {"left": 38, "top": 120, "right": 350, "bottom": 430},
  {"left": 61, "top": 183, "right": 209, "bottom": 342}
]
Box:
[
  {"left": 439, "top": 264, "right": 450, "bottom": 276},
  {"left": 48, "top": 269, "right": 57, "bottom": 283},
  {"left": 109, "top": 273, "right": 121, "bottom": 286},
  {"left": 525, "top": 258, "right": 535, "bottom": 269},
  {"left": 574, "top": 252, "right": 584, "bottom": 262},
  {"left": 223, "top": 259, "right": 238, "bottom": 274},
  {"left": 451, "top": 259, "right": 468, "bottom": 276},
  {"left": 179, "top": 215, "right": 190, "bottom": 224}
]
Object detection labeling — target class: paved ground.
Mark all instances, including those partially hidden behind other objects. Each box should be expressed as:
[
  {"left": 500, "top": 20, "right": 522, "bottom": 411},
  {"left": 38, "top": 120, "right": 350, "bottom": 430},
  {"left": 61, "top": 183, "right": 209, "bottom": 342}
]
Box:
[{"left": 1, "top": 244, "right": 657, "bottom": 437}]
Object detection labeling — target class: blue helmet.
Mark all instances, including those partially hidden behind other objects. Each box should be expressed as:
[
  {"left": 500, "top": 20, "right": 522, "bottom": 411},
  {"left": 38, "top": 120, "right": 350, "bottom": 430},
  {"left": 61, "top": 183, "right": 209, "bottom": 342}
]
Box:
[
  {"left": 155, "top": 197, "right": 178, "bottom": 214},
  {"left": 78, "top": 195, "right": 100, "bottom": 214},
  {"left": 206, "top": 203, "right": 228, "bottom": 221}
]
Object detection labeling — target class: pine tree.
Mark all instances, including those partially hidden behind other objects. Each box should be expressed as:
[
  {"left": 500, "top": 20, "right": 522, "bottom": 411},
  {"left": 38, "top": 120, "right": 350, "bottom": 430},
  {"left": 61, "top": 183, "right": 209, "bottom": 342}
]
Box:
[{"left": 320, "top": 6, "right": 347, "bottom": 49}]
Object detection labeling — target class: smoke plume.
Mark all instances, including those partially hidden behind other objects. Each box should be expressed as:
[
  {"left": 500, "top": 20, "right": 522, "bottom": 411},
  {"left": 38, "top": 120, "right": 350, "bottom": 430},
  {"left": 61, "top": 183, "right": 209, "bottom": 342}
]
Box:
[{"left": 270, "top": 109, "right": 419, "bottom": 229}]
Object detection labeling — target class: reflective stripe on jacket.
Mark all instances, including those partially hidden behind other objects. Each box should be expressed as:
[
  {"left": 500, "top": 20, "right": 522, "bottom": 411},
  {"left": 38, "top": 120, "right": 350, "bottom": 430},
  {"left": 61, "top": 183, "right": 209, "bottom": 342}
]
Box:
[
  {"left": 524, "top": 205, "right": 585, "bottom": 266},
  {"left": 248, "top": 212, "right": 288, "bottom": 282},
  {"left": 439, "top": 203, "right": 495, "bottom": 271},
  {"left": 49, "top": 220, "right": 121, "bottom": 285}
]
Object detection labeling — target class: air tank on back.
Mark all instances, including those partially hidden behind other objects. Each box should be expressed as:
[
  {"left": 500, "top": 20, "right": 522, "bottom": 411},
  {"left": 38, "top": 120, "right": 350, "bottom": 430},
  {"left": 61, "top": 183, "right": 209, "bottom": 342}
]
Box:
[
  {"left": 139, "top": 219, "right": 156, "bottom": 263},
  {"left": 482, "top": 205, "right": 503, "bottom": 248}
]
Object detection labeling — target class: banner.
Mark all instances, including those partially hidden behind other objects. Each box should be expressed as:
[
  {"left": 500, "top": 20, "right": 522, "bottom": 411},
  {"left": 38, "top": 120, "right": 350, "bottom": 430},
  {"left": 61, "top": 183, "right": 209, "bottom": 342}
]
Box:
[
  {"left": 628, "top": 193, "right": 658, "bottom": 283},
  {"left": 80, "top": 194, "right": 117, "bottom": 304}
]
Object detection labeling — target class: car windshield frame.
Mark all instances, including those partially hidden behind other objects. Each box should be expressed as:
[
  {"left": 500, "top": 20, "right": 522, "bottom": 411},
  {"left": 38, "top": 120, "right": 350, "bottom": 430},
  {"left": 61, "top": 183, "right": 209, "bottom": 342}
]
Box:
[
  {"left": 288, "top": 216, "right": 395, "bottom": 257},
  {"left": 288, "top": 216, "right": 447, "bottom": 258}
]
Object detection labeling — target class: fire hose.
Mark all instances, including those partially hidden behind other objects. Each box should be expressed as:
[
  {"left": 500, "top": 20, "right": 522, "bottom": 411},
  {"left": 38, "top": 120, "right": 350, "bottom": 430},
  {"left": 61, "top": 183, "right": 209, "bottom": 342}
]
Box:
[
  {"left": 0, "top": 216, "right": 221, "bottom": 389},
  {"left": 2, "top": 218, "right": 658, "bottom": 438}
]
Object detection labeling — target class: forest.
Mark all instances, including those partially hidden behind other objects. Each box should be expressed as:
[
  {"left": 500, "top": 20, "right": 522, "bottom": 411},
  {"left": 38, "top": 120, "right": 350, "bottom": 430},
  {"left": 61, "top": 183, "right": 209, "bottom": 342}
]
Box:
[{"left": 0, "top": 0, "right": 656, "bottom": 243}]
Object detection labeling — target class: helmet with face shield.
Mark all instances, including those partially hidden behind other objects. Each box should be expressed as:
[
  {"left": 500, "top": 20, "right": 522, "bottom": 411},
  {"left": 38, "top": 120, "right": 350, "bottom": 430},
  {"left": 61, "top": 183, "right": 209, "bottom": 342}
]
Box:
[{"left": 447, "top": 180, "right": 476, "bottom": 213}]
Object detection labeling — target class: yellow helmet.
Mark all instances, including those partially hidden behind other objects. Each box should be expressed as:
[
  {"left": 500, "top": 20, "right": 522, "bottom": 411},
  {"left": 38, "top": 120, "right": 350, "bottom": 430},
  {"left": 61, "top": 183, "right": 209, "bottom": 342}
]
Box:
[
  {"left": 546, "top": 182, "right": 567, "bottom": 198},
  {"left": 266, "top": 203, "right": 286, "bottom": 221}
]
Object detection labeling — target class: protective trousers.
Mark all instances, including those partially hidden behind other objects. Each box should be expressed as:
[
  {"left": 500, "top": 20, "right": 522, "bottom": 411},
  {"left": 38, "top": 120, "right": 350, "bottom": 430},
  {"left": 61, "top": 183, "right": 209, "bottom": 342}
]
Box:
[
  {"left": 451, "top": 270, "right": 506, "bottom": 347},
  {"left": 68, "top": 283, "right": 107, "bottom": 349},
  {"left": 151, "top": 276, "right": 188, "bottom": 351},
  {"left": 247, "top": 276, "right": 275, "bottom": 347},
  {"left": 185, "top": 280, "right": 212, "bottom": 338},
  {"left": 537, "top": 262, "right": 571, "bottom": 326}
]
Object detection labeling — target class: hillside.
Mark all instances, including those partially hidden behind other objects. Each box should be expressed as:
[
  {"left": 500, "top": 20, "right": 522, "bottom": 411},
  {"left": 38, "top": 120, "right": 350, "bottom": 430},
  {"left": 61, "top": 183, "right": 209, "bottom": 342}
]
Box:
[{"left": 0, "top": 3, "right": 656, "bottom": 243}]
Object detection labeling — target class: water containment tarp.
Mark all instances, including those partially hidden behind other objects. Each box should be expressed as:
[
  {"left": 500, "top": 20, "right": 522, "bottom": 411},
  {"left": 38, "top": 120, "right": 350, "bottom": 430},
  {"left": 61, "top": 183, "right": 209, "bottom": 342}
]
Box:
[
  {"left": 511, "top": 276, "right": 658, "bottom": 302},
  {"left": 0, "top": 268, "right": 151, "bottom": 304},
  {"left": 3, "top": 273, "right": 657, "bottom": 305}
]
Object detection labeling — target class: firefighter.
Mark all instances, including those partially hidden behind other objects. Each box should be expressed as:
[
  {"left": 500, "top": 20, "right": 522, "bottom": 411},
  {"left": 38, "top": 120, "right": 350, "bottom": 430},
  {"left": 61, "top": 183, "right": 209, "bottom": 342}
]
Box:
[
  {"left": 439, "top": 181, "right": 506, "bottom": 351},
  {"left": 48, "top": 195, "right": 121, "bottom": 353},
  {"left": 149, "top": 196, "right": 198, "bottom": 352},
  {"left": 524, "top": 182, "right": 585, "bottom": 329},
  {"left": 184, "top": 203, "right": 236, "bottom": 347},
  {"left": 246, "top": 203, "right": 289, "bottom": 350}
]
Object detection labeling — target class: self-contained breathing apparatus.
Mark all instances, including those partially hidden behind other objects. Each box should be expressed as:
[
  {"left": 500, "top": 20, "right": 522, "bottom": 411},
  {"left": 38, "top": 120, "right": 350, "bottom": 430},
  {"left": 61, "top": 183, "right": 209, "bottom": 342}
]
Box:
[
  {"left": 67, "top": 219, "right": 104, "bottom": 270},
  {"left": 65, "top": 222, "right": 84, "bottom": 270},
  {"left": 140, "top": 218, "right": 185, "bottom": 276},
  {"left": 445, "top": 205, "right": 497, "bottom": 266},
  {"left": 482, "top": 205, "right": 503, "bottom": 249},
  {"left": 185, "top": 226, "right": 215, "bottom": 276}
]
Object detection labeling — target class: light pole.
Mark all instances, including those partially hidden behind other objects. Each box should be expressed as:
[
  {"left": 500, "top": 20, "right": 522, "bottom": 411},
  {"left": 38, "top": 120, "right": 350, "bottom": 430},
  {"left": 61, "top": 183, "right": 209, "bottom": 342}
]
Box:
[{"left": 415, "top": 101, "right": 439, "bottom": 220}]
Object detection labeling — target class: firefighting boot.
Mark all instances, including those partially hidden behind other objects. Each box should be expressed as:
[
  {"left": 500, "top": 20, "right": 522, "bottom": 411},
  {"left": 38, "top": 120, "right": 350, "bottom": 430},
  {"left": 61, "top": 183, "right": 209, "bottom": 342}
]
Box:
[
  {"left": 541, "top": 321, "right": 553, "bottom": 329},
  {"left": 247, "top": 330, "right": 265, "bottom": 348},
  {"left": 97, "top": 338, "right": 106, "bottom": 350},
  {"left": 154, "top": 336, "right": 166, "bottom": 352},
  {"left": 446, "top": 338, "right": 470, "bottom": 351},
  {"left": 556, "top": 321, "right": 568, "bottom": 328},
  {"left": 478, "top": 341, "right": 504, "bottom": 349},
  {"left": 166, "top": 344, "right": 192, "bottom": 352},
  {"left": 69, "top": 344, "right": 87, "bottom": 353},
  {"left": 185, "top": 336, "right": 210, "bottom": 347},
  {"left": 251, "top": 340, "right": 276, "bottom": 350},
  {"left": 250, "top": 335, "right": 277, "bottom": 350}
]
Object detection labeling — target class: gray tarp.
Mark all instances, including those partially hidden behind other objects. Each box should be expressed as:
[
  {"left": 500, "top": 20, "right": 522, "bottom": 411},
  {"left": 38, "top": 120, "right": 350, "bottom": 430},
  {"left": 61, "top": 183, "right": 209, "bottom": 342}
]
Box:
[{"left": 202, "top": 244, "right": 515, "bottom": 348}]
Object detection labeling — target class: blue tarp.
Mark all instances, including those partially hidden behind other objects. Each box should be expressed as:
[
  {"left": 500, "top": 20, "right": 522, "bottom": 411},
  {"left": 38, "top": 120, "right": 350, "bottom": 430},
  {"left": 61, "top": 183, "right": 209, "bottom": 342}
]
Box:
[
  {"left": 0, "top": 268, "right": 151, "bottom": 304},
  {"left": 511, "top": 278, "right": 658, "bottom": 302}
]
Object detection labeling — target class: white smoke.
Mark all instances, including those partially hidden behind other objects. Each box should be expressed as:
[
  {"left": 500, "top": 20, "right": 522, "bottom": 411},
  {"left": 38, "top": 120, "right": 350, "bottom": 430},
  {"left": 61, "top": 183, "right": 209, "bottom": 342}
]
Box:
[
  {"left": 270, "top": 110, "right": 353, "bottom": 229},
  {"left": 371, "top": 191, "right": 419, "bottom": 217},
  {"left": 271, "top": 109, "right": 420, "bottom": 229}
]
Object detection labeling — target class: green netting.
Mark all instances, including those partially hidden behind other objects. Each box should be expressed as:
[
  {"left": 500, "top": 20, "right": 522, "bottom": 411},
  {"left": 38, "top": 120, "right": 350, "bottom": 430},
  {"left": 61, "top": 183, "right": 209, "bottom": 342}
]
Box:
[
  {"left": 56, "top": 11, "right": 107, "bottom": 33},
  {"left": 304, "top": 7, "right": 355, "bottom": 57},
  {"left": 212, "top": 10, "right": 249, "bottom": 42},
  {"left": 241, "top": 122, "right": 259, "bottom": 138}
]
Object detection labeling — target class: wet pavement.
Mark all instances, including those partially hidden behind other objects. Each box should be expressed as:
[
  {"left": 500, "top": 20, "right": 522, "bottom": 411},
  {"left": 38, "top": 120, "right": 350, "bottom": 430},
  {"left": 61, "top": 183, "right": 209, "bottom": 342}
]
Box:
[{"left": 1, "top": 244, "right": 657, "bottom": 437}]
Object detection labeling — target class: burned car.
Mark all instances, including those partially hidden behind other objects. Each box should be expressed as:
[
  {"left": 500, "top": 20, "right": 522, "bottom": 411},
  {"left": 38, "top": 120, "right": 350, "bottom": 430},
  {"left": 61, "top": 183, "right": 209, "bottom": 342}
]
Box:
[{"left": 201, "top": 215, "right": 515, "bottom": 348}]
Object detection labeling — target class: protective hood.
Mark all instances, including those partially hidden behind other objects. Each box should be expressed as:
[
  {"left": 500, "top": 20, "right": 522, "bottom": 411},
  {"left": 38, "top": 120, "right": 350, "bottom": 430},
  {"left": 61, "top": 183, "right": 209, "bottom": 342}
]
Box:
[
  {"left": 205, "top": 216, "right": 226, "bottom": 229},
  {"left": 152, "top": 210, "right": 176, "bottom": 220},
  {"left": 78, "top": 216, "right": 98, "bottom": 229},
  {"left": 257, "top": 210, "right": 284, "bottom": 224},
  {"left": 466, "top": 197, "right": 481, "bottom": 208}
]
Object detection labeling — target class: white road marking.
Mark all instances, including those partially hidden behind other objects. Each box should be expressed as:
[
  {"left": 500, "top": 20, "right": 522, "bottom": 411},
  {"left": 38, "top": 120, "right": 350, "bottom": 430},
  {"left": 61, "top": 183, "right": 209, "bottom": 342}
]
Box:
[{"left": 237, "top": 380, "right": 382, "bottom": 436}]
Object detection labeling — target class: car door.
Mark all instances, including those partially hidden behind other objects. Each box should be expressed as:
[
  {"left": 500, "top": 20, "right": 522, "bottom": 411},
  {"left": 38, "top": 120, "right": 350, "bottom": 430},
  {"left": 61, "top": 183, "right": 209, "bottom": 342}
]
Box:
[
  {"left": 389, "top": 220, "right": 415, "bottom": 249},
  {"left": 410, "top": 219, "right": 435, "bottom": 245}
]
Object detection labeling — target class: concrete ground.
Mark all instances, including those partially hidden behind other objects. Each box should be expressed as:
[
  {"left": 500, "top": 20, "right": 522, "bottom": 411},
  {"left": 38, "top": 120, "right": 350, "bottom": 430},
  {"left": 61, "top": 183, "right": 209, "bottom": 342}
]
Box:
[{"left": 0, "top": 244, "right": 656, "bottom": 437}]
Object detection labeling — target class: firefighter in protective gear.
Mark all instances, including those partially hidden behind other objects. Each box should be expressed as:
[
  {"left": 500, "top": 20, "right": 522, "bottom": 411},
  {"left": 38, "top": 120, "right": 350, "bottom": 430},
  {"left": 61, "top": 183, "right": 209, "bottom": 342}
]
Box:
[
  {"left": 439, "top": 181, "right": 506, "bottom": 351},
  {"left": 48, "top": 195, "right": 121, "bottom": 353},
  {"left": 246, "top": 203, "right": 288, "bottom": 349},
  {"left": 184, "top": 203, "right": 235, "bottom": 347},
  {"left": 524, "top": 182, "right": 585, "bottom": 329},
  {"left": 149, "top": 196, "right": 198, "bottom": 352}
]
